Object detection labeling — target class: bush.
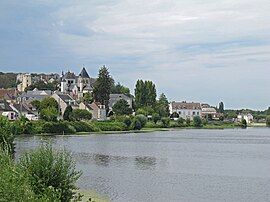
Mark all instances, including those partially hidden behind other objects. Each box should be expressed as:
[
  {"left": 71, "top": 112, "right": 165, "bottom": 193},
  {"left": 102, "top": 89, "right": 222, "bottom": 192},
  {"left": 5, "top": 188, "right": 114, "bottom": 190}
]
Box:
[
  {"left": 70, "top": 121, "right": 100, "bottom": 132},
  {"left": 93, "top": 121, "right": 126, "bottom": 131},
  {"left": 132, "top": 118, "right": 142, "bottom": 130},
  {"left": 70, "top": 109, "right": 92, "bottom": 121},
  {"left": 193, "top": 116, "right": 202, "bottom": 127},
  {"left": 19, "top": 144, "right": 82, "bottom": 202},
  {"left": 123, "top": 117, "right": 132, "bottom": 128},
  {"left": 186, "top": 118, "right": 191, "bottom": 126},
  {"left": 40, "top": 107, "right": 58, "bottom": 122},
  {"left": 177, "top": 117, "right": 185, "bottom": 127},
  {"left": 0, "top": 116, "right": 15, "bottom": 155},
  {"left": 63, "top": 105, "right": 73, "bottom": 121},
  {"left": 152, "top": 113, "right": 161, "bottom": 124},
  {"left": 241, "top": 119, "right": 247, "bottom": 128},
  {"left": 161, "top": 117, "right": 170, "bottom": 128},
  {"left": 266, "top": 116, "right": 270, "bottom": 127},
  {"left": 135, "top": 114, "right": 147, "bottom": 127},
  {"left": 43, "top": 122, "right": 76, "bottom": 134}
]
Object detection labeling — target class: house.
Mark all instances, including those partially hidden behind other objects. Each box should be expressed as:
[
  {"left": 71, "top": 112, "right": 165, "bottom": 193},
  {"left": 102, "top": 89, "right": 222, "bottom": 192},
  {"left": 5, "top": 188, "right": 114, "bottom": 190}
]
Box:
[
  {"left": 201, "top": 104, "right": 221, "bottom": 120},
  {"left": 51, "top": 92, "right": 78, "bottom": 116},
  {"left": 109, "top": 94, "right": 133, "bottom": 110},
  {"left": 79, "top": 102, "right": 106, "bottom": 120},
  {"left": 10, "top": 103, "right": 38, "bottom": 121},
  {"left": 0, "top": 100, "right": 17, "bottom": 120},
  {"left": 17, "top": 88, "right": 52, "bottom": 104},
  {"left": 60, "top": 68, "right": 96, "bottom": 100},
  {"left": 0, "top": 88, "right": 17, "bottom": 103},
  {"left": 169, "top": 101, "right": 202, "bottom": 120},
  {"left": 17, "top": 73, "right": 32, "bottom": 92},
  {"left": 237, "top": 113, "right": 253, "bottom": 124}
]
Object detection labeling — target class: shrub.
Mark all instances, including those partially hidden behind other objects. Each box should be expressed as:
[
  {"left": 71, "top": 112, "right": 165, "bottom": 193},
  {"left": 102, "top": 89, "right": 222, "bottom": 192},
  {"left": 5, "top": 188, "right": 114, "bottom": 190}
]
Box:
[
  {"left": 70, "top": 121, "right": 100, "bottom": 132},
  {"left": 40, "top": 107, "right": 58, "bottom": 122},
  {"left": 63, "top": 105, "right": 73, "bottom": 121},
  {"left": 135, "top": 114, "right": 147, "bottom": 127},
  {"left": 152, "top": 113, "right": 161, "bottom": 124},
  {"left": 123, "top": 117, "right": 132, "bottom": 128},
  {"left": 43, "top": 122, "right": 76, "bottom": 134},
  {"left": 93, "top": 121, "right": 126, "bottom": 131},
  {"left": 241, "top": 119, "right": 247, "bottom": 128},
  {"left": 132, "top": 118, "right": 142, "bottom": 130},
  {"left": 0, "top": 116, "right": 15, "bottom": 155},
  {"left": 186, "top": 118, "right": 191, "bottom": 126},
  {"left": 193, "top": 116, "right": 202, "bottom": 127},
  {"left": 177, "top": 117, "right": 185, "bottom": 126},
  {"left": 266, "top": 116, "right": 270, "bottom": 127},
  {"left": 161, "top": 117, "right": 170, "bottom": 128},
  {"left": 19, "top": 144, "right": 82, "bottom": 202},
  {"left": 70, "top": 109, "right": 92, "bottom": 121}
]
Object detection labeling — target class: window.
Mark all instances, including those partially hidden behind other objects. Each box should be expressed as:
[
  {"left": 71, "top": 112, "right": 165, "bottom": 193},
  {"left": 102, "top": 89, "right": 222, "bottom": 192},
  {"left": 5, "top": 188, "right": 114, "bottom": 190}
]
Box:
[
  {"left": 193, "top": 111, "right": 195, "bottom": 115},
  {"left": 179, "top": 111, "right": 181, "bottom": 115},
  {"left": 197, "top": 112, "right": 199, "bottom": 115}
]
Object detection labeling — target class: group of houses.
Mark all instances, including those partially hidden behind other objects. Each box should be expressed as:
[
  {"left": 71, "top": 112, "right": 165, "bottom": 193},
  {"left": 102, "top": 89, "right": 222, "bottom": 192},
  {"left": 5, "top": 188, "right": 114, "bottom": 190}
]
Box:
[{"left": 0, "top": 68, "right": 133, "bottom": 121}]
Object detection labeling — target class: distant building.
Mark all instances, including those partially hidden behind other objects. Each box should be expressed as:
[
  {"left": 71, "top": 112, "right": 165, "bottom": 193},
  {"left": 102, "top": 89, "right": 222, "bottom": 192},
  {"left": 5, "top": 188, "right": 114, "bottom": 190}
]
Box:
[
  {"left": 0, "top": 89, "right": 17, "bottom": 103},
  {"left": 60, "top": 68, "right": 96, "bottom": 100},
  {"left": 169, "top": 101, "right": 202, "bottom": 120},
  {"left": 0, "top": 100, "right": 17, "bottom": 120},
  {"left": 51, "top": 92, "right": 78, "bottom": 116},
  {"left": 17, "top": 88, "right": 52, "bottom": 104},
  {"left": 10, "top": 103, "right": 38, "bottom": 121},
  {"left": 201, "top": 104, "right": 221, "bottom": 120},
  {"left": 109, "top": 94, "right": 133, "bottom": 110},
  {"left": 237, "top": 113, "right": 253, "bottom": 124},
  {"left": 17, "top": 74, "right": 32, "bottom": 92},
  {"left": 79, "top": 102, "right": 107, "bottom": 120}
]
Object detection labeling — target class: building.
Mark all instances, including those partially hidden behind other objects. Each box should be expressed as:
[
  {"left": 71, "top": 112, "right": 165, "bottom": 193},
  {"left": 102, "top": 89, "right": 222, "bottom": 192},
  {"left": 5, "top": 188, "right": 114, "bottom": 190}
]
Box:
[
  {"left": 10, "top": 103, "right": 38, "bottom": 121},
  {"left": 237, "top": 113, "right": 253, "bottom": 124},
  {"left": 169, "top": 101, "right": 202, "bottom": 120},
  {"left": 201, "top": 104, "right": 220, "bottom": 120},
  {"left": 79, "top": 102, "right": 107, "bottom": 120},
  {"left": 109, "top": 94, "right": 133, "bottom": 111},
  {"left": 17, "top": 74, "right": 32, "bottom": 92},
  {"left": 51, "top": 92, "right": 78, "bottom": 116},
  {"left": 60, "top": 68, "right": 96, "bottom": 99},
  {"left": 0, "top": 100, "right": 17, "bottom": 120},
  {"left": 0, "top": 88, "right": 17, "bottom": 103},
  {"left": 17, "top": 88, "right": 52, "bottom": 104}
]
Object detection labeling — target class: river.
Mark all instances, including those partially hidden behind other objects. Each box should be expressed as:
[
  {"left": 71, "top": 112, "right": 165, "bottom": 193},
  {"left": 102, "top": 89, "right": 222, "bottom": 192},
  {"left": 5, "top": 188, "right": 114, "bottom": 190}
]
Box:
[{"left": 15, "top": 128, "right": 270, "bottom": 202}]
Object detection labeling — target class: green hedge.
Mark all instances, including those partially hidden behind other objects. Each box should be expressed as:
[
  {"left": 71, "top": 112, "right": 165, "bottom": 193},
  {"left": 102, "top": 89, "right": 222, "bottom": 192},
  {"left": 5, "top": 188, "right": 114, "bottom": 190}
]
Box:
[
  {"left": 93, "top": 121, "right": 127, "bottom": 131},
  {"left": 42, "top": 122, "right": 76, "bottom": 134},
  {"left": 69, "top": 121, "right": 100, "bottom": 132}
]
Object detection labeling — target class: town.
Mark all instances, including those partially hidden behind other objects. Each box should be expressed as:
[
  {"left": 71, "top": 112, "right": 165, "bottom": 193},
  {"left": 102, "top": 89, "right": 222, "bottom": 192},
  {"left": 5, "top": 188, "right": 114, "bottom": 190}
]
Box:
[{"left": 0, "top": 66, "right": 269, "bottom": 134}]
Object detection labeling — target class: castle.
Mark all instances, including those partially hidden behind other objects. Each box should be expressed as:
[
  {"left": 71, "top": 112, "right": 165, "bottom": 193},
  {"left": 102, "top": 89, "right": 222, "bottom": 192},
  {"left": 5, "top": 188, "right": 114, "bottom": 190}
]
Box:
[{"left": 60, "top": 67, "right": 96, "bottom": 99}]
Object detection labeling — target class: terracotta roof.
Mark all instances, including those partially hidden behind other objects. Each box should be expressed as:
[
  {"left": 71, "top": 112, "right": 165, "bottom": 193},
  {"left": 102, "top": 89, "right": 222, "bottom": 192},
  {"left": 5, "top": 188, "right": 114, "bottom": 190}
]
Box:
[
  {"left": 171, "top": 101, "right": 201, "bottom": 110},
  {"left": 0, "top": 89, "right": 17, "bottom": 100}
]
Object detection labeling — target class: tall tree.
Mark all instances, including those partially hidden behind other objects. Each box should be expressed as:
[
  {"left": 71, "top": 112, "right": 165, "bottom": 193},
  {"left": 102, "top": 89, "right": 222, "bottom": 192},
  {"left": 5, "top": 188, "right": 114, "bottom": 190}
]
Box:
[
  {"left": 134, "top": 80, "right": 156, "bottom": 109},
  {"left": 112, "top": 99, "right": 133, "bottom": 115},
  {"left": 93, "top": 66, "right": 114, "bottom": 110},
  {"left": 218, "top": 102, "right": 224, "bottom": 113},
  {"left": 111, "top": 82, "right": 131, "bottom": 95},
  {"left": 156, "top": 93, "right": 170, "bottom": 117}
]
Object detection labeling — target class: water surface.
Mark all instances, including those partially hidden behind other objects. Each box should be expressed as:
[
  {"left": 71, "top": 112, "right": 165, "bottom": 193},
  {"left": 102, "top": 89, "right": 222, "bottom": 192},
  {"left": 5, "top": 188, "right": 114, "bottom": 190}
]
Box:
[{"left": 15, "top": 128, "right": 270, "bottom": 202}]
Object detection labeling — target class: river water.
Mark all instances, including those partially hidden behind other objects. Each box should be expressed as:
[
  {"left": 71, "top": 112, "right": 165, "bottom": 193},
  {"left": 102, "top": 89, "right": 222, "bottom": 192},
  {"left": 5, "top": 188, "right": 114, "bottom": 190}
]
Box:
[{"left": 15, "top": 128, "right": 270, "bottom": 202}]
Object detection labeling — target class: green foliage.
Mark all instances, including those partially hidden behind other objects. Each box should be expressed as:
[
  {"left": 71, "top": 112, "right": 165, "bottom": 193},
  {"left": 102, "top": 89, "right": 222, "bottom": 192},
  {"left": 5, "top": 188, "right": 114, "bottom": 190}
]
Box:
[
  {"left": 43, "top": 122, "right": 76, "bottom": 134},
  {"left": 69, "top": 121, "right": 100, "bottom": 132},
  {"left": 152, "top": 113, "right": 161, "bottom": 124},
  {"left": 111, "top": 82, "right": 131, "bottom": 95},
  {"left": 135, "top": 80, "right": 157, "bottom": 109},
  {"left": 24, "top": 80, "right": 59, "bottom": 91},
  {"left": 267, "top": 107, "right": 270, "bottom": 116},
  {"left": 93, "top": 66, "right": 114, "bottom": 109},
  {"left": 0, "top": 72, "right": 17, "bottom": 88},
  {"left": 240, "top": 119, "right": 247, "bottom": 128},
  {"left": 82, "top": 92, "right": 93, "bottom": 103},
  {"left": 177, "top": 117, "right": 185, "bottom": 126},
  {"left": 93, "top": 121, "right": 126, "bottom": 131},
  {"left": 135, "top": 114, "right": 147, "bottom": 127},
  {"left": 31, "top": 100, "right": 41, "bottom": 111},
  {"left": 136, "top": 107, "right": 154, "bottom": 116},
  {"left": 155, "top": 93, "right": 170, "bottom": 117},
  {"left": 112, "top": 99, "right": 133, "bottom": 115},
  {"left": 19, "top": 144, "right": 82, "bottom": 202},
  {"left": 193, "top": 116, "right": 202, "bottom": 127},
  {"left": 70, "top": 109, "right": 92, "bottom": 121},
  {"left": 218, "top": 102, "right": 224, "bottom": 113},
  {"left": 0, "top": 116, "right": 15, "bottom": 155},
  {"left": 266, "top": 116, "right": 270, "bottom": 127},
  {"left": 186, "top": 118, "right": 191, "bottom": 126},
  {"left": 132, "top": 118, "right": 142, "bottom": 130},
  {"left": 161, "top": 117, "right": 170, "bottom": 128},
  {"left": 11, "top": 117, "right": 35, "bottom": 135},
  {"left": 123, "top": 117, "right": 132, "bottom": 128},
  {"left": 39, "top": 97, "right": 58, "bottom": 111},
  {"left": 40, "top": 107, "right": 58, "bottom": 122},
  {"left": 63, "top": 105, "right": 73, "bottom": 121}
]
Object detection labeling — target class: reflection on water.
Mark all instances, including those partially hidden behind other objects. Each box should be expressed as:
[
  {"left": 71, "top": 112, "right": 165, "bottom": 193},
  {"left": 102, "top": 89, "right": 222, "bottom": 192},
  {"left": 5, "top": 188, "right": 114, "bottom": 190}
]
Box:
[{"left": 15, "top": 128, "right": 270, "bottom": 202}]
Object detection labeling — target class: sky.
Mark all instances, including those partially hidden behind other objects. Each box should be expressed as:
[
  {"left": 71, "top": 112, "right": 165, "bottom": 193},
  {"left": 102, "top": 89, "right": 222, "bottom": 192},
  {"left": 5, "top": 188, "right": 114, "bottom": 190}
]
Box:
[{"left": 0, "top": 0, "right": 270, "bottom": 110}]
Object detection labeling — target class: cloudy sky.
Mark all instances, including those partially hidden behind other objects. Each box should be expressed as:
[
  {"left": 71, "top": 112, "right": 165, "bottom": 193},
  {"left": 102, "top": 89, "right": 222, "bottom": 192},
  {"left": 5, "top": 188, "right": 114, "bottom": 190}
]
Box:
[{"left": 0, "top": 0, "right": 270, "bottom": 109}]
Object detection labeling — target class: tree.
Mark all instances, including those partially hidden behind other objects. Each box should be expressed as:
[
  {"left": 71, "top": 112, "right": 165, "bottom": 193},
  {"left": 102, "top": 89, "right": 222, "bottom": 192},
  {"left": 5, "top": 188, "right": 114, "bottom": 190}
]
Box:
[
  {"left": 111, "top": 82, "right": 131, "bottom": 95},
  {"left": 82, "top": 92, "right": 93, "bottom": 104},
  {"left": 134, "top": 80, "right": 156, "bottom": 109},
  {"left": 70, "top": 109, "right": 92, "bottom": 121},
  {"left": 39, "top": 97, "right": 58, "bottom": 111},
  {"left": 93, "top": 66, "right": 114, "bottom": 110},
  {"left": 156, "top": 93, "right": 170, "bottom": 117},
  {"left": 112, "top": 99, "right": 133, "bottom": 116},
  {"left": 135, "top": 114, "right": 147, "bottom": 127},
  {"left": 152, "top": 113, "right": 161, "bottom": 124},
  {"left": 266, "top": 116, "right": 270, "bottom": 127},
  {"left": 63, "top": 105, "right": 73, "bottom": 121},
  {"left": 218, "top": 102, "right": 224, "bottom": 113},
  {"left": 161, "top": 117, "right": 170, "bottom": 128},
  {"left": 0, "top": 116, "right": 15, "bottom": 155},
  {"left": 40, "top": 107, "right": 58, "bottom": 122},
  {"left": 267, "top": 107, "right": 270, "bottom": 115},
  {"left": 136, "top": 106, "right": 154, "bottom": 116},
  {"left": 193, "top": 116, "right": 202, "bottom": 127},
  {"left": 24, "top": 80, "right": 59, "bottom": 91},
  {"left": 31, "top": 100, "right": 41, "bottom": 111},
  {"left": 241, "top": 119, "right": 247, "bottom": 128}
]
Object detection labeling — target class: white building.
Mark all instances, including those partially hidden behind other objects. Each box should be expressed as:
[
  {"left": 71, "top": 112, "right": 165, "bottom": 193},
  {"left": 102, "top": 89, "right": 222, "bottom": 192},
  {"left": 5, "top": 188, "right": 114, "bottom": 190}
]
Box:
[
  {"left": 237, "top": 113, "right": 253, "bottom": 124},
  {"left": 169, "top": 101, "right": 202, "bottom": 120},
  {"left": 17, "top": 74, "right": 32, "bottom": 92}
]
